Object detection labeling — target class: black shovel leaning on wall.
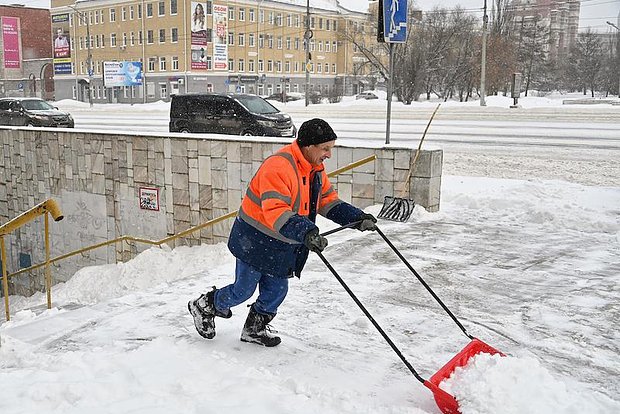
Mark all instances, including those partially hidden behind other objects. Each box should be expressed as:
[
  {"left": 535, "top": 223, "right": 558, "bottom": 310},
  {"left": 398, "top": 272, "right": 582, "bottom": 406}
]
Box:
[{"left": 378, "top": 104, "right": 441, "bottom": 222}]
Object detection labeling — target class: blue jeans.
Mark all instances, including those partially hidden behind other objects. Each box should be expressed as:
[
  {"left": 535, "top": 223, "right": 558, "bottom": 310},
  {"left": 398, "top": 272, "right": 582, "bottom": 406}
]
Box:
[{"left": 214, "top": 259, "right": 289, "bottom": 316}]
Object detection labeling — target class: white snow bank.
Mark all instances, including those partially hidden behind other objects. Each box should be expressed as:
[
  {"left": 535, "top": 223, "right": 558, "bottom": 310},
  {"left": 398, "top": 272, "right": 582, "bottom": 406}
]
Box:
[{"left": 440, "top": 352, "right": 615, "bottom": 414}]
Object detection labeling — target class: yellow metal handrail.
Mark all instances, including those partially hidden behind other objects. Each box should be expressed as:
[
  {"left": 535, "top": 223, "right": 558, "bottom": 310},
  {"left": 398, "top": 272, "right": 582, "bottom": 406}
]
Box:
[
  {"left": 1, "top": 199, "right": 64, "bottom": 321},
  {"left": 3, "top": 154, "right": 376, "bottom": 321}
]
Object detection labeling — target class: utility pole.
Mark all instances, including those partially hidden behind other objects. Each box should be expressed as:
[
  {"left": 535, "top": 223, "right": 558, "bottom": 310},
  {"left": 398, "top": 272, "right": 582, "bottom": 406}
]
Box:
[
  {"left": 480, "top": 0, "right": 488, "bottom": 107},
  {"left": 69, "top": 4, "right": 93, "bottom": 108},
  {"left": 607, "top": 21, "right": 620, "bottom": 98},
  {"left": 304, "top": 0, "right": 312, "bottom": 107}
]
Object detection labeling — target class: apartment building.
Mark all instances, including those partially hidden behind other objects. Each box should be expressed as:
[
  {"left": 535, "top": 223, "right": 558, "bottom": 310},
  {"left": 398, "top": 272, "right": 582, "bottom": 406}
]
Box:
[{"left": 50, "top": 0, "right": 372, "bottom": 103}]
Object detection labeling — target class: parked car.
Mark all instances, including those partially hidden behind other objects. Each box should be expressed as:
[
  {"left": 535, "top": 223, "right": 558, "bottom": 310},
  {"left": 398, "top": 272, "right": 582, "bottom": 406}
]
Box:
[
  {"left": 355, "top": 91, "right": 379, "bottom": 100},
  {"left": 0, "top": 97, "right": 74, "bottom": 128},
  {"left": 265, "top": 92, "right": 302, "bottom": 102},
  {"left": 169, "top": 93, "right": 296, "bottom": 137}
]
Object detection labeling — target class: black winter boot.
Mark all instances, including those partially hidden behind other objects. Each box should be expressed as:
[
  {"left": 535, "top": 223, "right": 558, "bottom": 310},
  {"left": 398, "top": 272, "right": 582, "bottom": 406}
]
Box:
[
  {"left": 240, "top": 305, "right": 281, "bottom": 347},
  {"left": 188, "top": 287, "right": 232, "bottom": 339}
]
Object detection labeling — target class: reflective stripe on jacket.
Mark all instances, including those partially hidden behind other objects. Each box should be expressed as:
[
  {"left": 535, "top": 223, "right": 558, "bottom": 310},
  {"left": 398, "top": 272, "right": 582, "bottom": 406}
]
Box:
[{"left": 228, "top": 140, "right": 364, "bottom": 278}]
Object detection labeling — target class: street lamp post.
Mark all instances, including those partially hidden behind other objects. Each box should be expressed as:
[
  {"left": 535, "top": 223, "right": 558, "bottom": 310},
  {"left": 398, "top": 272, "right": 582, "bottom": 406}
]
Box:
[
  {"left": 607, "top": 21, "right": 620, "bottom": 98},
  {"left": 480, "top": 0, "right": 488, "bottom": 106},
  {"left": 304, "top": 0, "right": 312, "bottom": 107},
  {"left": 68, "top": 4, "right": 93, "bottom": 108}
]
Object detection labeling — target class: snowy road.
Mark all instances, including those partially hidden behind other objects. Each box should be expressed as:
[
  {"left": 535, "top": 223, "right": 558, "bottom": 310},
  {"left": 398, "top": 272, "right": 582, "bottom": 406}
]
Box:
[{"left": 66, "top": 100, "right": 620, "bottom": 186}]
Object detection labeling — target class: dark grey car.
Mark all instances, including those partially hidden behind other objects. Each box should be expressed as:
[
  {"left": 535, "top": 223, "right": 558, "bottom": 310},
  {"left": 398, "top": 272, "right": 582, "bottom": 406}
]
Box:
[
  {"left": 0, "top": 98, "right": 74, "bottom": 128},
  {"left": 169, "top": 93, "right": 296, "bottom": 137}
]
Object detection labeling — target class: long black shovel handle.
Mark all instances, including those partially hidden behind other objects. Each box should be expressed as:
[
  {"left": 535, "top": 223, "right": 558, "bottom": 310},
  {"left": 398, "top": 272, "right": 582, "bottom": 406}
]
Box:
[
  {"left": 319, "top": 220, "right": 362, "bottom": 237},
  {"left": 374, "top": 226, "right": 474, "bottom": 340},
  {"left": 315, "top": 250, "right": 427, "bottom": 385}
]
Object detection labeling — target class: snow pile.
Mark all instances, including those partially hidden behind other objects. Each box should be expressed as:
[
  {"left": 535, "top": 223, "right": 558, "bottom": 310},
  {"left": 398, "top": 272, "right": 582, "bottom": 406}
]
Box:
[{"left": 440, "top": 353, "right": 612, "bottom": 414}]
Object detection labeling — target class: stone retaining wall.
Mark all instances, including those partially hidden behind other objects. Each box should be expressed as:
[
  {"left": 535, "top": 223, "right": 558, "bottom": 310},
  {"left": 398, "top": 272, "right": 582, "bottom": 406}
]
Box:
[{"left": 0, "top": 127, "right": 442, "bottom": 295}]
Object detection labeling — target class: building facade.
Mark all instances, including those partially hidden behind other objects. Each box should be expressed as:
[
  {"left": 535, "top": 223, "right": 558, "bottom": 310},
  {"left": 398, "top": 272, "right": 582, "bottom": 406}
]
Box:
[
  {"left": 0, "top": 5, "right": 54, "bottom": 99},
  {"left": 512, "top": 0, "right": 580, "bottom": 61},
  {"left": 50, "top": 0, "right": 373, "bottom": 104}
]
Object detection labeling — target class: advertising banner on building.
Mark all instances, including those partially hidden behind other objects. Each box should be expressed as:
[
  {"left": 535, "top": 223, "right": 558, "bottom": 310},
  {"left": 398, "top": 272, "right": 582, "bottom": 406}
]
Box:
[
  {"left": 190, "top": 1, "right": 208, "bottom": 70},
  {"left": 103, "top": 61, "right": 143, "bottom": 87},
  {"left": 213, "top": 4, "right": 228, "bottom": 70},
  {"left": 2, "top": 16, "right": 21, "bottom": 69},
  {"left": 52, "top": 13, "right": 72, "bottom": 74}
]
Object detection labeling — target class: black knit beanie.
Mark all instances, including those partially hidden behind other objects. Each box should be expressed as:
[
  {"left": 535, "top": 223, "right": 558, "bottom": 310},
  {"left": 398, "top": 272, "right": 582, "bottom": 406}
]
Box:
[{"left": 296, "top": 118, "right": 337, "bottom": 147}]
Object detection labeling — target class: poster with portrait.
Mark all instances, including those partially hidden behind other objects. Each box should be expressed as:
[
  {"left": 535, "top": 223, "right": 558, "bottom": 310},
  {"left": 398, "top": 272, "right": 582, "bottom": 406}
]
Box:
[
  {"left": 52, "top": 14, "right": 72, "bottom": 74},
  {"left": 190, "top": 1, "right": 208, "bottom": 69},
  {"left": 212, "top": 4, "right": 228, "bottom": 71}
]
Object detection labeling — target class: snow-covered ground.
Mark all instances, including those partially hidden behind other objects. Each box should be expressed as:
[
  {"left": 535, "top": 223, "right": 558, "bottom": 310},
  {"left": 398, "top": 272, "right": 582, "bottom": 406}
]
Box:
[{"left": 1, "top": 96, "right": 619, "bottom": 413}]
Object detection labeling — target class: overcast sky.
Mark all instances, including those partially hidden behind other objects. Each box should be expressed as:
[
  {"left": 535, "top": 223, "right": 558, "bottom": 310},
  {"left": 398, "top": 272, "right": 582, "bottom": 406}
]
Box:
[{"left": 0, "top": 0, "right": 618, "bottom": 32}]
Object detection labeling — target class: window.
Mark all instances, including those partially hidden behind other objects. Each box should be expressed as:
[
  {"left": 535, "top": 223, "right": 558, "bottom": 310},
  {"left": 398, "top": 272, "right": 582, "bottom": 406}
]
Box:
[
  {"left": 238, "top": 33, "right": 245, "bottom": 47},
  {"left": 130, "top": 6, "right": 134, "bottom": 19},
  {"left": 228, "top": 7, "right": 234, "bottom": 20},
  {"left": 267, "top": 60, "right": 273, "bottom": 72},
  {"left": 139, "top": 30, "right": 143, "bottom": 45},
  {"left": 276, "top": 60, "right": 282, "bottom": 72},
  {"left": 172, "top": 56, "right": 179, "bottom": 70},
  {"left": 206, "top": 0, "right": 212, "bottom": 14},
  {"left": 228, "top": 58, "right": 233, "bottom": 70},
  {"left": 206, "top": 56, "right": 212, "bottom": 70},
  {"left": 158, "top": 1, "right": 165, "bottom": 16},
  {"left": 159, "top": 29, "right": 166, "bottom": 43},
  {"left": 259, "top": 10, "right": 264, "bottom": 23},
  {"left": 159, "top": 83, "right": 167, "bottom": 99},
  {"left": 311, "top": 17, "right": 315, "bottom": 29},
  {"left": 228, "top": 32, "right": 234, "bottom": 45},
  {"left": 148, "top": 57, "right": 156, "bottom": 71},
  {"left": 239, "top": 8, "right": 245, "bottom": 21},
  {"left": 171, "top": 28, "right": 178, "bottom": 43},
  {"left": 295, "top": 38, "right": 300, "bottom": 50},
  {"left": 277, "top": 36, "right": 282, "bottom": 49},
  {"left": 310, "top": 39, "right": 314, "bottom": 51},
  {"left": 295, "top": 15, "right": 300, "bottom": 27},
  {"left": 122, "top": 33, "right": 127, "bottom": 46},
  {"left": 294, "top": 61, "right": 299, "bottom": 72},
  {"left": 170, "top": 0, "right": 177, "bottom": 15},
  {"left": 326, "top": 41, "right": 331, "bottom": 52},
  {"left": 332, "top": 41, "right": 337, "bottom": 53},
  {"left": 287, "top": 14, "right": 292, "bottom": 27},
  {"left": 268, "top": 12, "right": 274, "bottom": 25},
  {"left": 101, "top": 34, "right": 105, "bottom": 48},
  {"left": 110, "top": 33, "right": 117, "bottom": 46},
  {"left": 95, "top": 35, "right": 100, "bottom": 48},
  {"left": 138, "top": 4, "right": 142, "bottom": 19},
  {"left": 147, "top": 30, "right": 154, "bottom": 44},
  {"left": 332, "top": 63, "right": 336, "bottom": 73},
  {"left": 95, "top": 10, "right": 100, "bottom": 24},
  {"left": 249, "top": 33, "right": 255, "bottom": 48},
  {"left": 122, "top": 7, "right": 126, "bottom": 21},
  {"left": 147, "top": 3, "right": 153, "bottom": 17},
  {"left": 248, "top": 59, "right": 255, "bottom": 72},
  {"left": 324, "top": 63, "right": 329, "bottom": 73},
  {"left": 238, "top": 59, "right": 244, "bottom": 72},
  {"left": 268, "top": 35, "right": 273, "bottom": 49},
  {"left": 286, "top": 37, "right": 291, "bottom": 50},
  {"left": 319, "top": 18, "right": 323, "bottom": 29},
  {"left": 159, "top": 56, "right": 167, "bottom": 71},
  {"left": 130, "top": 32, "right": 135, "bottom": 46},
  {"left": 249, "top": 9, "right": 255, "bottom": 22},
  {"left": 276, "top": 13, "right": 282, "bottom": 26},
  {"left": 258, "top": 34, "right": 264, "bottom": 48},
  {"left": 285, "top": 61, "right": 290, "bottom": 72},
  {"left": 318, "top": 41, "right": 323, "bottom": 52},
  {"left": 258, "top": 60, "right": 264, "bottom": 72},
  {"left": 110, "top": 8, "right": 116, "bottom": 22}
]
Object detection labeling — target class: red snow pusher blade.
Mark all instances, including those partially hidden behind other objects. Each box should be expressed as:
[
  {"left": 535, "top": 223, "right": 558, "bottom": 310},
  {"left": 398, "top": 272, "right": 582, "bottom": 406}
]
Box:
[{"left": 423, "top": 338, "right": 505, "bottom": 414}]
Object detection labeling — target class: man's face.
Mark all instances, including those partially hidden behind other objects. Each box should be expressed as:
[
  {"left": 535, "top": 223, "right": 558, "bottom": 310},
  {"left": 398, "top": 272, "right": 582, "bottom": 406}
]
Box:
[
  {"left": 302, "top": 140, "right": 335, "bottom": 166},
  {"left": 57, "top": 29, "right": 63, "bottom": 37}
]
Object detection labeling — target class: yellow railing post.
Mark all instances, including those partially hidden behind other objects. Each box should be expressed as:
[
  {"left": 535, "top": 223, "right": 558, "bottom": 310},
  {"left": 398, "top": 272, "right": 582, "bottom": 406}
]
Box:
[
  {"left": 0, "top": 199, "right": 64, "bottom": 321},
  {"left": 1, "top": 237, "right": 9, "bottom": 321}
]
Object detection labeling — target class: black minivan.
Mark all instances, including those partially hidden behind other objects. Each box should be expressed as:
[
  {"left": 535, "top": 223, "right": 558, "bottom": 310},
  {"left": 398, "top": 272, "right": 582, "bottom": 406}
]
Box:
[{"left": 169, "top": 93, "right": 296, "bottom": 137}]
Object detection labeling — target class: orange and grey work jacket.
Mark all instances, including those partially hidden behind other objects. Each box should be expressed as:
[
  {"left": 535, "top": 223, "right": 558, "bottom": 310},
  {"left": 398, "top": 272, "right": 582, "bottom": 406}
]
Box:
[{"left": 227, "top": 140, "right": 364, "bottom": 278}]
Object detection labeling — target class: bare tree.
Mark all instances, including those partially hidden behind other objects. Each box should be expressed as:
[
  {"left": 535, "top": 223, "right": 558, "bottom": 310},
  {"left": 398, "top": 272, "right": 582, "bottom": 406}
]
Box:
[{"left": 567, "top": 30, "right": 604, "bottom": 96}]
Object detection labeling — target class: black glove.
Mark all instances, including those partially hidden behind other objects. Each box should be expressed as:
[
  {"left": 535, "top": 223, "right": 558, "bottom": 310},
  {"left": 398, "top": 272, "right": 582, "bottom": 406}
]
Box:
[
  {"left": 304, "top": 229, "right": 328, "bottom": 253},
  {"left": 357, "top": 213, "right": 377, "bottom": 231}
]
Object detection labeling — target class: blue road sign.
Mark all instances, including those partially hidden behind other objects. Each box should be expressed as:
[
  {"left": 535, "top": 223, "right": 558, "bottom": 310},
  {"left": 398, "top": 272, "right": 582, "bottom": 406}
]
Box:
[{"left": 383, "top": 0, "right": 408, "bottom": 43}]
